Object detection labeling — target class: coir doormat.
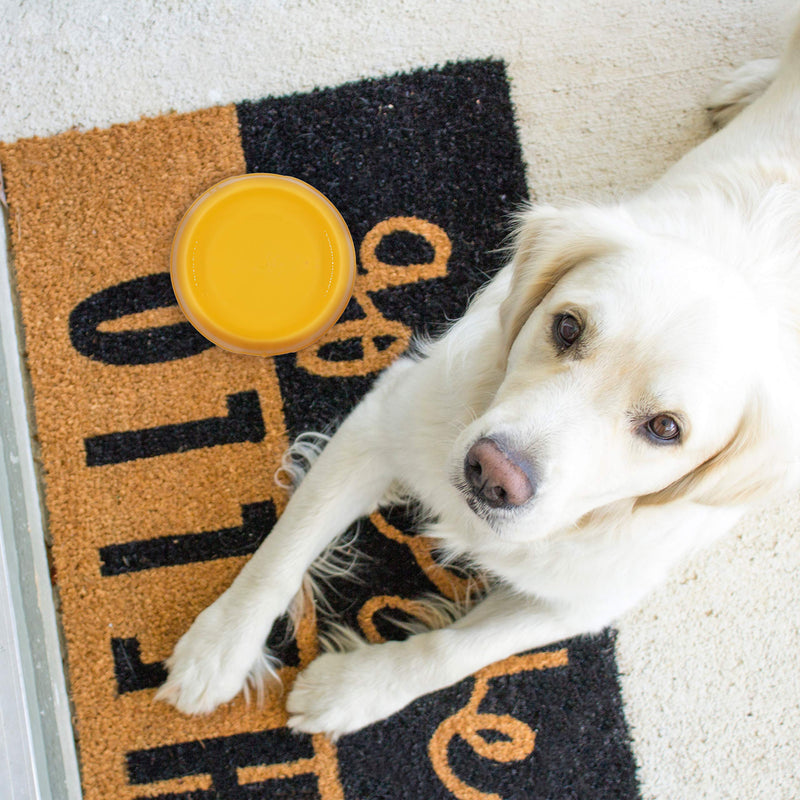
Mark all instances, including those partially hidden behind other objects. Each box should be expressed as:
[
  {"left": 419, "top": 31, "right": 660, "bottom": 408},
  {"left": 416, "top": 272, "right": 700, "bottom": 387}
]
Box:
[{"left": 0, "top": 62, "right": 641, "bottom": 800}]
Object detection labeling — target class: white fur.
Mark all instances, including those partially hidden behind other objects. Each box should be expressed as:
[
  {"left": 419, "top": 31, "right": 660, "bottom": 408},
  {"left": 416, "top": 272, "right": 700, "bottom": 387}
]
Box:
[{"left": 158, "top": 25, "right": 800, "bottom": 738}]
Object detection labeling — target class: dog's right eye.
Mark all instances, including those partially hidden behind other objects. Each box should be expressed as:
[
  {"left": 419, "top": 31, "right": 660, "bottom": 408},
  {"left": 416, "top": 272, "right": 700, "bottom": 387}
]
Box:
[{"left": 553, "top": 313, "right": 582, "bottom": 350}]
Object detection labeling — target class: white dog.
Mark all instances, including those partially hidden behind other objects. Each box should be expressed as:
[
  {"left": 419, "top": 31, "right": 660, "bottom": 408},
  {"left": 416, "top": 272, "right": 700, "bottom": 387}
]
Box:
[{"left": 158, "top": 26, "right": 800, "bottom": 738}]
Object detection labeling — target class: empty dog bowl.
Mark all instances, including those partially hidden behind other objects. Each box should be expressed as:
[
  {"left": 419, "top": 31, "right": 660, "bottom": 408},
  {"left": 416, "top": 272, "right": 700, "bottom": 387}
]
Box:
[{"left": 171, "top": 173, "right": 356, "bottom": 356}]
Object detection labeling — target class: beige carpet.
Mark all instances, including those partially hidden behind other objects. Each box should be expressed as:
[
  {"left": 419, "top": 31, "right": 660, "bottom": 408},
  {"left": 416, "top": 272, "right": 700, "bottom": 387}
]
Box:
[{"left": 2, "top": 1, "right": 798, "bottom": 797}]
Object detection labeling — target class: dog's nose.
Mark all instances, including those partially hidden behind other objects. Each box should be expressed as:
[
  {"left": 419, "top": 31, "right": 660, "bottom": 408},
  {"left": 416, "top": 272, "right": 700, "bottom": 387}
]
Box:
[{"left": 464, "top": 438, "right": 535, "bottom": 509}]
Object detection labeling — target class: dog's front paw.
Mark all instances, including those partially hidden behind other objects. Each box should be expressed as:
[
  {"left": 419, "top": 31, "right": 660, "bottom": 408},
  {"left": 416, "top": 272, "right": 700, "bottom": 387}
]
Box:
[
  {"left": 156, "top": 598, "right": 277, "bottom": 714},
  {"left": 286, "top": 645, "right": 412, "bottom": 738}
]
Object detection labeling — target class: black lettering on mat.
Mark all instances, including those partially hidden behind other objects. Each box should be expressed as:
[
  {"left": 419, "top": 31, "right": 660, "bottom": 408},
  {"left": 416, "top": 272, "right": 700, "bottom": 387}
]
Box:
[
  {"left": 99, "top": 501, "right": 275, "bottom": 575},
  {"left": 127, "top": 731, "right": 317, "bottom": 799},
  {"left": 112, "top": 637, "right": 168, "bottom": 694},
  {"left": 69, "top": 272, "right": 213, "bottom": 365},
  {"left": 84, "top": 390, "right": 265, "bottom": 467}
]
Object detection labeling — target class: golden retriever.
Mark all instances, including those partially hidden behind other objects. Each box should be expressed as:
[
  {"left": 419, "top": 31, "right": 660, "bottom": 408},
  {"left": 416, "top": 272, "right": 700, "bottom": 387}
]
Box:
[{"left": 158, "top": 24, "right": 800, "bottom": 738}]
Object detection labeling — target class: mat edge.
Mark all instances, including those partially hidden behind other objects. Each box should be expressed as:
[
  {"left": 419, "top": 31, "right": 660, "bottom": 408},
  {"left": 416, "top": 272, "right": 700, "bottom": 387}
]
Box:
[{"left": 0, "top": 192, "right": 82, "bottom": 799}]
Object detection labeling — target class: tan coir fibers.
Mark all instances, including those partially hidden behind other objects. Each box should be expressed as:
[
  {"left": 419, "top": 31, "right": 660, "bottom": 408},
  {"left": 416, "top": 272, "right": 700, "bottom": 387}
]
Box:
[{"left": 0, "top": 107, "right": 342, "bottom": 799}]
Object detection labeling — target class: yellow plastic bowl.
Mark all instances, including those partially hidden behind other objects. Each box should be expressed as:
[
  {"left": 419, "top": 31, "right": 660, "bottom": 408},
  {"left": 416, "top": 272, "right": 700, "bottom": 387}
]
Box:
[{"left": 170, "top": 173, "right": 356, "bottom": 356}]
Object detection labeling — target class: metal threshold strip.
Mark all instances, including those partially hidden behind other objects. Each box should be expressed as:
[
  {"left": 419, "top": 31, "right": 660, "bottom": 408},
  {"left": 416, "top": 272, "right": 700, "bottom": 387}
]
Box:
[{"left": 0, "top": 174, "right": 83, "bottom": 799}]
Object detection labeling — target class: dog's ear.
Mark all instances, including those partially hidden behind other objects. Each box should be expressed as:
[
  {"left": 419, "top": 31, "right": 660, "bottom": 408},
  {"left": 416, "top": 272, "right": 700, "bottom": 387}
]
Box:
[
  {"left": 499, "top": 204, "right": 628, "bottom": 352},
  {"left": 637, "top": 394, "right": 800, "bottom": 508}
]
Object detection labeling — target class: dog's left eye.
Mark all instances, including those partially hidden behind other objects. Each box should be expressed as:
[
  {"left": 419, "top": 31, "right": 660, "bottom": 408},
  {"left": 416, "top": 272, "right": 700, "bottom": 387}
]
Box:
[
  {"left": 553, "top": 313, "right": 582, "bottom": 349},
  {"left": 645, "top": 415, "right": 681, "bottom": 443}
]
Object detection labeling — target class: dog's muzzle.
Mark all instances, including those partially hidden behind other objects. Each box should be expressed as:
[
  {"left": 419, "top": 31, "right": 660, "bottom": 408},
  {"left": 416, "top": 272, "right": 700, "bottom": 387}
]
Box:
[{"left": 463, "top": 437, "right": 536, "bottom": 511}]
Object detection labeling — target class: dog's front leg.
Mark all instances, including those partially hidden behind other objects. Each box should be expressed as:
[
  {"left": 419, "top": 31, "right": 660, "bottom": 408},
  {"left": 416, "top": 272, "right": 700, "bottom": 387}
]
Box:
[
  {"left": 157, "top": 380, "right": 399, "bottom": 715},
  {"left": 286, "top": 586, "right": 610, "bottom": 739}
]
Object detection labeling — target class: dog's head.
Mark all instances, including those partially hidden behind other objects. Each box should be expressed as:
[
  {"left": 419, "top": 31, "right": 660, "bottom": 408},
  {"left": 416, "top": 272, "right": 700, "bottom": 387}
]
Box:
[{"left": 452, "top": 203, "right": 800, "bottom": 540}]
